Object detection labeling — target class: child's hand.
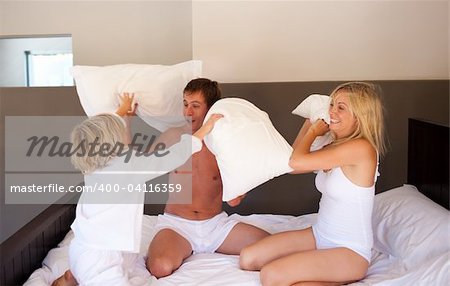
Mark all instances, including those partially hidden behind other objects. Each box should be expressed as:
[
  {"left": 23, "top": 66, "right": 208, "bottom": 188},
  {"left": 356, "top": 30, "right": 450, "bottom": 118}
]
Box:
[
  {"left": 193, "top": 113, "right": 223, "bottom": 140},
  {"left": 116, "top": 93, "right": 137, "bottom": 116}
]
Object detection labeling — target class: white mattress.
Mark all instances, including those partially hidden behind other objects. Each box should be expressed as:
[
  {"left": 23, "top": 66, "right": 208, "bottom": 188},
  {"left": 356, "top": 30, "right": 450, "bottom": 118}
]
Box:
[{"left": 24, "top": 185, "right": 450, "bottom": 285}]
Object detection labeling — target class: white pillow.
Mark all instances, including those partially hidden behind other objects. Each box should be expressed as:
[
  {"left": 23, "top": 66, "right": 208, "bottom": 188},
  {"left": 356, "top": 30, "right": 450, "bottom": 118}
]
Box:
[
  {"left": 292, "top": 94, "right": 332, "bottom": 151},
  {"left": 71, "top": 60, "right": 202, "bottom": 131},
  {"left": 203, "top": 98, "right": 293, "bottom": 201},
  {"left": 378, "top": 251, "right": 450, "bottom": 285},
  {"left": 372, "top": 184, "right": 450, "bottom": 269}
]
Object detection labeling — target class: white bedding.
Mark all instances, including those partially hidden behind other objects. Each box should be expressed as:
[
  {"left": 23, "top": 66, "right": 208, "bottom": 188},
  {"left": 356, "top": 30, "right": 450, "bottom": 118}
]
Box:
[{"left": 24, "top": 185, "right": 449, "bottom": 286}]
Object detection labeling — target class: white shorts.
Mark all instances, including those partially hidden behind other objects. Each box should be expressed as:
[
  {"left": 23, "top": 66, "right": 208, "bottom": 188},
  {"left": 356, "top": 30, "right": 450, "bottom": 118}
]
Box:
[{"left": 154, "top": 211, "right": 239, "bottom": 254}]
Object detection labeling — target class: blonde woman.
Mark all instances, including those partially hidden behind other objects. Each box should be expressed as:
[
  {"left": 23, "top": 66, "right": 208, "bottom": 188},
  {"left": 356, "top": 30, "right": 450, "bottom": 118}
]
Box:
[{"left": 240, "top": 82, "right": 386, "bottom": 286}]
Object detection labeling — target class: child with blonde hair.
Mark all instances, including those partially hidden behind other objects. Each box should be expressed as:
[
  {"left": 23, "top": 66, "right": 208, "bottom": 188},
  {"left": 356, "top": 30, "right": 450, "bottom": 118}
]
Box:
[{"left": 53, "top": 93, "right": 222, "bottom": 285}]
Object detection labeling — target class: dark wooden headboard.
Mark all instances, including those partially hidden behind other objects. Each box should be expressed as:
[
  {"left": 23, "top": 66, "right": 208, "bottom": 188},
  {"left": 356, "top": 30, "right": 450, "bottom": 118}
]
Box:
[
  {"left": 0, "top": 204, "right": 76, "bottom": 285},
  {"left": 407, "top": 118, "right": 449, "bottom": 210}
]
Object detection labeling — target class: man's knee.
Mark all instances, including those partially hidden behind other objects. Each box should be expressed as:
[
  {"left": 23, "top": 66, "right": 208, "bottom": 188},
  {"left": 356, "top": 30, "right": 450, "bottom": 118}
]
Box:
[{"left": 147, "top": 256, "right": 177, "bottom": 278}]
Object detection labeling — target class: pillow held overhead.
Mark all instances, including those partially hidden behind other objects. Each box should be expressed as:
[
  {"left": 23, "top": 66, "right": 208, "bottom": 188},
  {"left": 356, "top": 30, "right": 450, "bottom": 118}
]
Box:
[
  {"left": 292, "top": 94, "right": 332, "bottom": 151},
  {"left": 203, "top": 98, "right": 293, "bottom": 202},
  {"left": 71, "top": 60, "right": 202, "bottom": 132}
]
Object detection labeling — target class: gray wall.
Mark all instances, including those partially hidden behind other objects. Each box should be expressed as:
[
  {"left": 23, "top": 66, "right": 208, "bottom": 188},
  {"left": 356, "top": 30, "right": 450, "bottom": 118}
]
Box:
[
  {"left": 221, "top": 80, "right": 449, "bottom": 213},
  {"left": 0, "top": 87, "right": 85, "bottom": 243},
  {"left": 2, "top": 81, "right": 449, "bottom": 242}
]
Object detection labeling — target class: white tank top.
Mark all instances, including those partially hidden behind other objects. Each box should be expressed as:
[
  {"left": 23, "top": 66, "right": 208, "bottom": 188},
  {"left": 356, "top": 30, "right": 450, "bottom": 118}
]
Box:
[{"left": 314, "top": 165, "right": 377, "bottom": 254}]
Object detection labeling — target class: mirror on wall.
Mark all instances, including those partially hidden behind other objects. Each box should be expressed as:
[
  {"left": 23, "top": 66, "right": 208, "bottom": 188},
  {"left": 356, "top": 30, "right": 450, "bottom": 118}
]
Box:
[{"left": 0, "top": 34, "right": 73, "bottom": 87}]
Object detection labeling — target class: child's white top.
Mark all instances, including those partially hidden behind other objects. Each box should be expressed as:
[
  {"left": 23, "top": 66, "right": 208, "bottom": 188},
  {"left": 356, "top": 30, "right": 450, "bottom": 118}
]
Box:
[{"left": 71, "top": 134, "right": 201, "bottom": 253}]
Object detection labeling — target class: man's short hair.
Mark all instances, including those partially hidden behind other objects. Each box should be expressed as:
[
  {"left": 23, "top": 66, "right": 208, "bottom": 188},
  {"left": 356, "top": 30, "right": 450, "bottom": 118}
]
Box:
[{"left": 184, "top": 78, "right": 222, "bottom": 108}]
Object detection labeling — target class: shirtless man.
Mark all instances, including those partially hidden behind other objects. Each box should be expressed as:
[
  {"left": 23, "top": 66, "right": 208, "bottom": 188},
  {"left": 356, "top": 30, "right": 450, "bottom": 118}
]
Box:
[{"left": 146, "top": 78, "right": 269, "bottom": 278}]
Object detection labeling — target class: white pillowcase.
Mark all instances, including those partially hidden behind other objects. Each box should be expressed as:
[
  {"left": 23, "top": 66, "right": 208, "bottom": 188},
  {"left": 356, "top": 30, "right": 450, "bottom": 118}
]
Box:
[
  {"left": 71, "top": 60, "right": 202, "bottom": 131},
  {"left": 372, "top": 184, "right": 450, "bottom": 269},
  {"left": 292, "top": 94, "right": 332, "bottom": 151},
  {"left": 378, "top": 251, "right": 450, "bottom": 286},
  {"left": 292, "top": 94, "right": 331, "bottom": 123},
  {"left": 203, "top": 98, "right": 293, "bottom": 202}
]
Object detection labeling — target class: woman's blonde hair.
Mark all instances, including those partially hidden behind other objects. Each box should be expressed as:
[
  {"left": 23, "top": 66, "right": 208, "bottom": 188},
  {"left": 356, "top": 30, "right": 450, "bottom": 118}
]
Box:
[
  {"left": 330, "top": 82, "right": 387, "bottom": 156},
  {"left": 70, "top": 114, "right": 125, "bottom": 174}
]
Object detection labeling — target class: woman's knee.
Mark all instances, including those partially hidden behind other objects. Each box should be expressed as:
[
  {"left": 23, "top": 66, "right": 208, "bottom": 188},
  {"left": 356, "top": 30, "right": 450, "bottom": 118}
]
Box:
[
  {"left": 351, "top": 262, "right": 369, "bottom": 282},
  {"left": 260, "top": 264, "right": 285, "bottom": 286},
  {"left": 239, "top": 245, "right": 261, "bottom": 271}
]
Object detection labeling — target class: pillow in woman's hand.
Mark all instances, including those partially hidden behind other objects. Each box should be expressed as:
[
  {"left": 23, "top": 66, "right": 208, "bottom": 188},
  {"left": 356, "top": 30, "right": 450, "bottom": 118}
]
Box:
[{"left": 292, "top": 94, "right": 332, "bottom": 151}]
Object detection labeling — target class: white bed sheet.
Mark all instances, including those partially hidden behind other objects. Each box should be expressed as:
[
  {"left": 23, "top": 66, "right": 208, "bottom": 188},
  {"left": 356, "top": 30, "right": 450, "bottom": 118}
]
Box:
[{"left": 24, "top": 211, "right": 449, "bottom": 286}]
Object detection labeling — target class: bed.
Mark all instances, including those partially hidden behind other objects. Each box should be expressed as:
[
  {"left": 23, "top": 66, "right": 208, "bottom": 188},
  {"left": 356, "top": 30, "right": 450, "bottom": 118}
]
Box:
[
  {"left": 1, "top": 117, "right": 449, "bottom": 285},
  {"left": 22, "top": 184, "right": 450, "bottom": 286},
  {"left": 2, "top": 119, "right": 444, "bottom": 286}
]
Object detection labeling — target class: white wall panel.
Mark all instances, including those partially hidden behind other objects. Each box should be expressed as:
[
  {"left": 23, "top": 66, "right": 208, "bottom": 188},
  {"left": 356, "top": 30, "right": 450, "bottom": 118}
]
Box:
[{"left": 193, "top": 1, "right": 448, "bottom": 82}]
